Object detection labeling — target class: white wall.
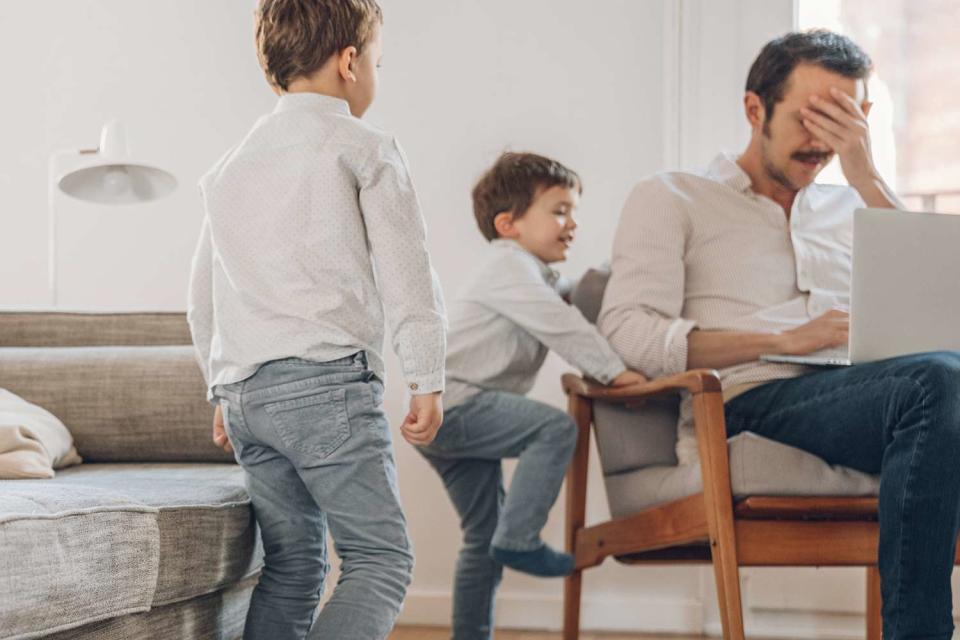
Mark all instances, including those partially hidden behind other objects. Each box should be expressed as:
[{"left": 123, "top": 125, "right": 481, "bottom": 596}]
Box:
[{"left": 5, "top": 0, "right": 900, "bottom": 636}]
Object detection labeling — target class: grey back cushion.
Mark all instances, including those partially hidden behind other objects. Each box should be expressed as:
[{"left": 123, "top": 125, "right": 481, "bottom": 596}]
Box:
[
  {"left": 0, "top": 312, "right": 191, "bottom": 347},
  {"left": 0, "top": 346, "right": 230, "bottom": 463},
  {"left": 570, "top": 268, "right": 680, "bottom": 473}
]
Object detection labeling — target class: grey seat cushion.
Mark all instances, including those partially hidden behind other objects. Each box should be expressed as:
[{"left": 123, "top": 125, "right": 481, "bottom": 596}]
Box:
[
  {"left": 603, "top": 431, "right": 881, "bottom": 518},
  {"left": 0, "top": 463, "right": 261, "bottom": 640},
  {"left": 0, "top": 346, "right": 231, "bottom": 463}
]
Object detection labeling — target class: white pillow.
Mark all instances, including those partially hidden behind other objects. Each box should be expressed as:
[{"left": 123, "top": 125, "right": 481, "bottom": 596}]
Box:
[{"left": 0, "top": 389, "right": 81, "bottom": 479}]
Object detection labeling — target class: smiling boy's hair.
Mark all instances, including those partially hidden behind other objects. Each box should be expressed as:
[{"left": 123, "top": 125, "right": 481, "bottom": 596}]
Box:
[
  {"left": 255, "top": 0, "right": 383, "bottom": 92},
  {"left": 471, "top": 152, "right": 582, "bottom": 242}
]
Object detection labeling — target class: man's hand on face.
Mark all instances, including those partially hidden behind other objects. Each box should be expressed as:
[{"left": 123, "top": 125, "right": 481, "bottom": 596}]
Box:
[{"left": 800, "top": 87, "right": 878, "bottom": 189}]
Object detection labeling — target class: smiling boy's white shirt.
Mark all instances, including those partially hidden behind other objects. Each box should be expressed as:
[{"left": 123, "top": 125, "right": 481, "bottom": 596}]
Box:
[
  {"left": 187, "top": 93, "right": 446, "bottom": 398},
  {"left": 443, "top": 239, "right": 625, "bottom": 410}
]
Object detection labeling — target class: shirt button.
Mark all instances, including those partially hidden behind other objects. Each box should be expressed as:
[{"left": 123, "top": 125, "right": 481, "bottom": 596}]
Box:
[{"left": 409, "top": 383, "right": 419, "bottom": 391}]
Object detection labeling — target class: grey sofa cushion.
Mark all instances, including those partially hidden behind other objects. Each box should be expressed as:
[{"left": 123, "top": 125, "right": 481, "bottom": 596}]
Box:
[
  {"left": 48, "top": 464, "right": 262, "bottom": 606},
  {"left": 0, "top": 463, "right": 261, "bottom": 640},
  {"left": 46, "top": 574, "right": 257, "bottom": 640},
  {"left": 0, "top": 346, "right": 231, "bottom": 463},
  {"left": 569, "top": 266, "right": 610, "bottom": 324},
  {"left": 0, "top": 312, "right": 191, "bottom": 348},
  {"left": 603, "top": 431, "right": 881, "bottom": 518},
  {"left": 0, "top": 484, "right": 161, "bottom": 640}
]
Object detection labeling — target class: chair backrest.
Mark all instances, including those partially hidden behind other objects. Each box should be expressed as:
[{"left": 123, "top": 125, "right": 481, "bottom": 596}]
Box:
[
  {"left": 570, "top": 268, "right": 680, "bottom": 475},
  {"left": 0, "top": 312, "right": 191, "bottom": 347}
]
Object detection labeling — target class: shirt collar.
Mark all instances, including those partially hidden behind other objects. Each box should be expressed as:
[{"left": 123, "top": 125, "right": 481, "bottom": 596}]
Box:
[
  {"left": 705, "top": 152, "right": 754, "bottom": 194},
  {"left": 273, "top": 92, "right": 352, "bottom": 116},
  {"left": 491, "top": 239, "right": 561, "bottom": 286}
]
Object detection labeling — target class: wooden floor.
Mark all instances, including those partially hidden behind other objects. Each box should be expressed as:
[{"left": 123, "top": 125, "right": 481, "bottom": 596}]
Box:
[{"left": 389, "top": 628, "right": 707, "bottom": 640}]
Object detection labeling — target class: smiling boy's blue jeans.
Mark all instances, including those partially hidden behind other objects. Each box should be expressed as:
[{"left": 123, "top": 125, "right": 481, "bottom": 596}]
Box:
[
  {"left": 725, "top": 351, "right": 960, "bottom": 640},
  {"left": 214, "top": 353, "right": 412, "bottom": 640}
]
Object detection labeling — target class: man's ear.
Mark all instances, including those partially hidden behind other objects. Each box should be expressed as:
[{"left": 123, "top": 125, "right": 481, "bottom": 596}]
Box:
[
  {"left": 744, "top": 91, "right": 766, "bottom": 132},
  {"left": 337, "top": 46, "right": 359, "bottom": 82},
  {"left": 493, "top": 211, "right": 517, "bottom": 238}
]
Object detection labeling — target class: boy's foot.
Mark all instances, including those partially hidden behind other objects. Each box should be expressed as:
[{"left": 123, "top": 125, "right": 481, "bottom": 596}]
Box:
[{"left": 489, "top": 543, "right": 574, "bottom": 577}]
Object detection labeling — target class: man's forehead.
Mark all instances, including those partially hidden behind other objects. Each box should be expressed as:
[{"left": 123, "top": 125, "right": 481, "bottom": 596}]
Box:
[{"left": 784, "top": 62, "right": 867, "bottom": 103}]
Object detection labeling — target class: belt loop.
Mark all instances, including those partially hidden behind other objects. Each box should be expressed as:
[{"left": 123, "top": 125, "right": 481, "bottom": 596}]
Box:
[{"left": 356, "top": 351, "right": 367, "bottom": 367}]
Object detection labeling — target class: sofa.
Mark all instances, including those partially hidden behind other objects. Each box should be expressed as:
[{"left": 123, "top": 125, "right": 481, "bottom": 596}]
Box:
[{"left": 0, "top": 312, "right": 263, "bottom": 640}]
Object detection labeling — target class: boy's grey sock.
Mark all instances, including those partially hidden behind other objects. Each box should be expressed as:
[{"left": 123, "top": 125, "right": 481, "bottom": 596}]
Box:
[{"left": 489, "top": 543, "right": 574, "bottom": 577}]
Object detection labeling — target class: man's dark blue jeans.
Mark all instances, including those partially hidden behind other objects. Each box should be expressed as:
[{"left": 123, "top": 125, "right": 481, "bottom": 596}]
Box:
[{"left": 725, "top": 351, "right": 960, "bottom": 640}]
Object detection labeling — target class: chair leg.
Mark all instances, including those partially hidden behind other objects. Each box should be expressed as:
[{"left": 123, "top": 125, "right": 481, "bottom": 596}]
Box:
[
  {"left": 866, "top": 566, "right": 882, "bottom": 640},
  {"left": 562, "top": 391, "right": 592, "bottom": 640},
  {"left": 563, "top": 569, "right": 583, "bottom": 640},
  {"left": 692, "top": 391, "right": 745, "bottom": 639}
]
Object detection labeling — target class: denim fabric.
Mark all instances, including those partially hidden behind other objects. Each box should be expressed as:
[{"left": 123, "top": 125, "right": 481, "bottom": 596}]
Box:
[
  {"left": 725, "top": 351, "right": 960, "bottom": 640},
  {"left": 214, "top": 353, "right": 413, "bottom": 640},
  {"left": 417, "top": 391, "right": 578, "bottom": 640}
]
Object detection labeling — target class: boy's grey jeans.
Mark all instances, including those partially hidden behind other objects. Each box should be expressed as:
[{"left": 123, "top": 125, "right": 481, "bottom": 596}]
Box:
[
  {"left": 417, "top": 391, "right": 578, "bottom": 640},
  {"left": 215, "top": 353, "right": 412, "bottom": 640}
]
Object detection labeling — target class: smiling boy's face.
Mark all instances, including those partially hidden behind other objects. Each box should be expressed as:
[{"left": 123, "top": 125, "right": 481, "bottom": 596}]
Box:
[{"left": 499, "top": 185, "right": 580, "bottom": 264}]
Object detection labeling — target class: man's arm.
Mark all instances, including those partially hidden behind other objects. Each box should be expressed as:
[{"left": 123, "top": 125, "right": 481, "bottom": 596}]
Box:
[
  {"left": 597, "top": 181, "right": 697, "bottom": 379},
  {"left": 186, "top": 215, "right": 214, "bottom": 389},
  {"left": 687, "top": 309, "right": 849, "bottom": 369}
]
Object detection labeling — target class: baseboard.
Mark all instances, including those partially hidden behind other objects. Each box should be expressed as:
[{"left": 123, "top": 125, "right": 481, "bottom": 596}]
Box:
[
  {"left": 703, "top": 610, "right": 866, "bottom": 640},
  {"left": 398, "top": 590, "right": 703, "bottom": 633}
]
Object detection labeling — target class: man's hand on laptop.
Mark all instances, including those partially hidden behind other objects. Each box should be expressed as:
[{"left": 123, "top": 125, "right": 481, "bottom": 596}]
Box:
[{"left": 779, "top": 309, "right": 849, "bottom": 356}]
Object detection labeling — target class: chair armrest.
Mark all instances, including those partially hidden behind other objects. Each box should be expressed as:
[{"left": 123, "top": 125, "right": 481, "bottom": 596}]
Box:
[{"left": 561, "top": 369, "right": 722, "bottom": 402}]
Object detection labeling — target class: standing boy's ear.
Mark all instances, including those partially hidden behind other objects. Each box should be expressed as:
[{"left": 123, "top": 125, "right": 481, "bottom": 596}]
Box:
[
  {"left": 493, "top": 211, "right": 517, "bottom": 239},
  {"left": 338, "top": 46, "right": 359, "bottom": 82}
]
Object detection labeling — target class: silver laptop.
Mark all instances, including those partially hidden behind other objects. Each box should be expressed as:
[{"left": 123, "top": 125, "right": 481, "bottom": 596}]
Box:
[{"left": 762, "top": 208, "right": 960, "bottom": 367}]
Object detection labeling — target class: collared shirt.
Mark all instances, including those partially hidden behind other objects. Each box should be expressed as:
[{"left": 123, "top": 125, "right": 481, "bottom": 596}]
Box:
[
  {"left": 443, "top": 239, "right": 626, "bottom": 409},
  {"left": 188, "top": 93, "right": 446, "bottom": 397},
  {"left": 598, "top": 152, "right": 864, "bottom": 463}
]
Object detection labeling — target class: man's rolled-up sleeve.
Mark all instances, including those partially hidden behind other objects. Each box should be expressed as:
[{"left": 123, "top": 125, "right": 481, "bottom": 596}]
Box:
[{"left": 597, "top": 180, "right": 696, "bottom": 379}]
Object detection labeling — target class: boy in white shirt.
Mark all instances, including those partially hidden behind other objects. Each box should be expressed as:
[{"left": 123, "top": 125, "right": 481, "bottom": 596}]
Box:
[
  {"left": 187, "top": 2, "right": 445, "bottom": 638},
  {"left": 418, "top": 152, "right": 645, "bottom": 640}
]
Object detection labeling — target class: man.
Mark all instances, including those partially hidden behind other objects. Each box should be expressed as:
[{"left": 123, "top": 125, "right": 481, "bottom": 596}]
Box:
[{"left": 599, "top": 30, "right": 960, "bottom": 639}]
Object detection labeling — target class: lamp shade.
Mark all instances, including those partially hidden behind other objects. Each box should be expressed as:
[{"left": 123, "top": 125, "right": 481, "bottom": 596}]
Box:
[{"left": 55, "top": 120, "right": 177, "bottom": 205}]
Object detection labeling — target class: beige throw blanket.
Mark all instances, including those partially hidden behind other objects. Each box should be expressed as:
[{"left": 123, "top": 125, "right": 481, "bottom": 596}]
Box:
[{"left": 0, "top": 389, "right": 81, "bottom": 478}]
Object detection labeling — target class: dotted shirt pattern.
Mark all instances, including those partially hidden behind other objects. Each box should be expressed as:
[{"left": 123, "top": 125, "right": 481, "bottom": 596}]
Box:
[{"left": 188, "top": 93, "right": 447, "bottom": 397}]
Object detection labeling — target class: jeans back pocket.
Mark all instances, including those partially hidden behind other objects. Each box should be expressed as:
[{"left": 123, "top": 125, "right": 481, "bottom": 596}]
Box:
[{"left": 264, "top": 387, "right": 351, "bottom": 459}]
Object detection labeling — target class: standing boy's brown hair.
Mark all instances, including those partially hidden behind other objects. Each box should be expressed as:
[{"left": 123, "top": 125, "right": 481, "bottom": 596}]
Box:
[
  {"left": 255, "top": 0, "right": 383, "bottom": 91},
  {"left": 471, "top": 152, "right": 582, "bottom": 242}
]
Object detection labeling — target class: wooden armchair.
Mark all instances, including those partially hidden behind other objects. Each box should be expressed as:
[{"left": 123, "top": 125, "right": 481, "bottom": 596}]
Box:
[{"left": 561, "top": 369, "right": 892, "bottom": 640}]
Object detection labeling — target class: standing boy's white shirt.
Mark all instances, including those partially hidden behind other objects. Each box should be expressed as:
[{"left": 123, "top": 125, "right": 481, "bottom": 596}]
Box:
[
  {"left": 443, "top": 239, "right": 625, "bottom": 409},
  {"left": 188, "top": 93, "right": 446, "bottom": 396}
]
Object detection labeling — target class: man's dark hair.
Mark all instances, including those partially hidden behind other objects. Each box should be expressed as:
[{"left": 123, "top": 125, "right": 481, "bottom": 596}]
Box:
[
  {"left": 746, "top": 30, "right": 872, "bottom": 122},
  {"left": 471, "top": 152, "right": 582, "bottom": 242}
]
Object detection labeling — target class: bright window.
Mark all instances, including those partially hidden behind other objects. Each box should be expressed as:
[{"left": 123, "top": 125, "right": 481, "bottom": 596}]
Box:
[{"left": 798, "top": 0, "right": 960, "bottom": 212}]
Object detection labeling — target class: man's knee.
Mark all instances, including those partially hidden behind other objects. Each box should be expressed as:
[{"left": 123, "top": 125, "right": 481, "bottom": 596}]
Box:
[{"left": 543, "top": 409, "right": 578, "bottom": 450}]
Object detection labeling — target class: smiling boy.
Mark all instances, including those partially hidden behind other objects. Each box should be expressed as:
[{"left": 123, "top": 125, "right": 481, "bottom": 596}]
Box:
[{"left": 417, "top": 152, "right": 645, "bottom": 640}]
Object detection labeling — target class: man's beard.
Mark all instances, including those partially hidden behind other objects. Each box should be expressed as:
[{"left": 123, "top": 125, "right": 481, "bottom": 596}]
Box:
[{"left": 760, "top": 133, "right": 831, "bottom": 193}]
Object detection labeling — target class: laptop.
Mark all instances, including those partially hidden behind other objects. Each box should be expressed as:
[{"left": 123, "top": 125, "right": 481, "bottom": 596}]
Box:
[{"left": 761, "top": 208, "right": 960, "bottom": 367}]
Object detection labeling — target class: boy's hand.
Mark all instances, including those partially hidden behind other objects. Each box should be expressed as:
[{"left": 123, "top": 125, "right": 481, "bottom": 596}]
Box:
[
  {"left": 610, "top": 370, "right": 648, "bottom": 387},
  {"left": 212, "top": 404, "right": 233, "bottom": 454},
  {"left": 401, "top": 392, "right": 443, "bottom": 446}
]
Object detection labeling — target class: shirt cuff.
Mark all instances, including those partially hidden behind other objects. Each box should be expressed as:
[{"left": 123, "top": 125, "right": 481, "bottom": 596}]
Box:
[
  {"left": 593, "top": 360, "right": 627, "bottom": 385},
  {"left": 663, "top": 317, "right": 698, "bottom": 376},
  {"left": 404, "top": 369, "right": 445, "bottom": 395}
]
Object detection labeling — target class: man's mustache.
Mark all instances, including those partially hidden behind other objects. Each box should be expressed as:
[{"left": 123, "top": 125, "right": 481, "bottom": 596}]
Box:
[{"left": 792, "top": 151, "right": 832, "bottom": 163}]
